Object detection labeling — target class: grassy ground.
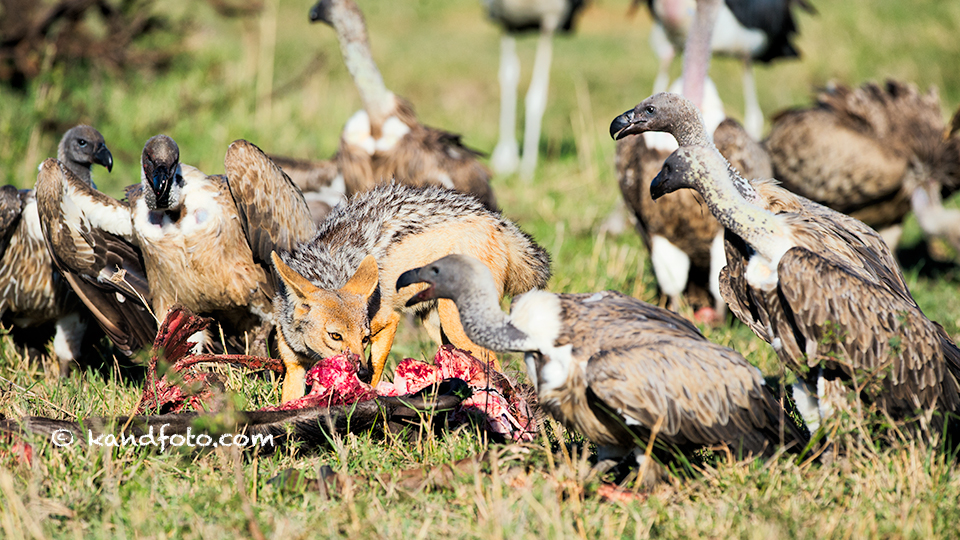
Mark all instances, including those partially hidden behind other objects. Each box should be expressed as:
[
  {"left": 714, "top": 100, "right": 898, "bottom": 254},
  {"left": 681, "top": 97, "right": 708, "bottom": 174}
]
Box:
[{"left": 2, "top": 0, "right": 960, "bottom": 538}]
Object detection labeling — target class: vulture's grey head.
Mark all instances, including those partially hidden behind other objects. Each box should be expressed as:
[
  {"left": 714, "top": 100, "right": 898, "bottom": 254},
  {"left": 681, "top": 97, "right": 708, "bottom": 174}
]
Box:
[
  {"left": 609, "top": 92, "right": 699, "bottom": 140},
  {"left": 397, "top": 254, "right": 497, "bottom": 308},
  {"left": 141, "top": 135, "right": 183, "bottom": 211},
  {"left": 58, "top": 125, "right": 113, "bottom": 185},
  {"left": 650, "top": 147, "right": 713, "bottom": 200}
]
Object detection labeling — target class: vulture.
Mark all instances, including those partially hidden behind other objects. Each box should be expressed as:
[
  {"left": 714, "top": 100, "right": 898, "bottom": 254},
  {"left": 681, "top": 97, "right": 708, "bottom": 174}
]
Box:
[
  {"left": 611, "top": 92, "right": 960, "bottom": 434},
  {"left": 398, "top": 254, "right": 808, "bottom": 476},
  {"left": 641, "top": 0, "right": 814, "bottom": 138},
  {"left": 36, "top": 136, "right": 317, "bottom": 356},
  {"left": 481, "top": 0, "right": 588, "bottom": 178},
  {"left": 615, "top": 0, "right": 772, "bottom": 322},
  {"left": 0, "top": 125, "right": 113, "bottom": 373},
  {"left": 308, "top": 0, "right": 497, "bottom": 210},
  {"left": 765, "top": 80, "right": 960, "bottom": 250}
]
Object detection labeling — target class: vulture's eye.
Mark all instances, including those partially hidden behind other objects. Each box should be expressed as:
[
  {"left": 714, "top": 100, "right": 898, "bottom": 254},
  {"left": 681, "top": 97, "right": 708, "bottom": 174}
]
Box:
[
  {"left": 645, "top": 106, "right": 656, "bottom": 114},
  {"left": 77, "top": 139, "right": 88, "bottom": 147}
]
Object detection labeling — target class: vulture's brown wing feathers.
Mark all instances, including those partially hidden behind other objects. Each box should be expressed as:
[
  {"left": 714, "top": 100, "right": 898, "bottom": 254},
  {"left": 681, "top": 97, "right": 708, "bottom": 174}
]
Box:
[
  {"left": 718, "top": 232, "right": 772, "bottom": 341},
  {"left": 35, "top": 159, "right": 156, "bottom": 354},
  {"left": 776, "top": 247, "right": 960, "bottom": 414},
  {"left": 0, "top": 185, "right": 23, "bottom": 260},
  {"left": 550, "top": 291, "right": 807, "bottom": 456},
  {"left": 584, "top": 334, "right": 805, "bottom": 457},
  {"left": 223, "top": 140, "right": 317, "bottom": 268}
]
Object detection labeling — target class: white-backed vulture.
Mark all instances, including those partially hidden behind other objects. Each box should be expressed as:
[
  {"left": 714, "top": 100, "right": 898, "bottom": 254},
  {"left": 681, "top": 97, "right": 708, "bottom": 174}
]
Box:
[
  {"left": 308, "top": 0, "right": 497, "bottom": 209},
  {"left": 36, "top": 137, "right": 316, "bottom": 356},
  {"left": 1, "top": 125, "right": 113, "bottom": 373},
  {"left": 611, "top": 92, "right": 960, "bottom": 433},
  {"left": 397, "top": 254, "right": 808, "bottom": 478},
  {"left": 640, "top": 0, "right": 814, "bottom": 138},
  {"left": 765, "top": 80, "right": 960, "bottom": 250},
  {"left": 614, "top": 0, "right": 773, "bottom": 321},
  {"left": 482, "top": 0, "right": 588, "bottom": 178}
]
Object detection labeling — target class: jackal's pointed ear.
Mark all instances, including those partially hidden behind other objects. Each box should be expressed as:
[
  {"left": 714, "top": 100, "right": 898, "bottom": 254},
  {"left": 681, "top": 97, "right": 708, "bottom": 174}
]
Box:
[
  {"left": 271, "top": 251, "right": 320, "bottom": 299},
  {"left": 341, "top": 254, "right": 379, "bottom": 300}
]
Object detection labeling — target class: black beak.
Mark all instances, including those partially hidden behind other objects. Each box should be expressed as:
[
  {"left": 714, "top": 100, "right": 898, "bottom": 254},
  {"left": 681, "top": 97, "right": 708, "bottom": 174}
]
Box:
[
  {"left": 649, "top": 168, "right": 670, "bottom": 200},
  {"left": 610, "top": 108, "right": 639, "bottom": 140},
  {"left": 94, "top": 145, "right": 113, "bottom": 172},
  {"left": 309, "top": 0, "right": 332, "bottom": 24},
  {"left": 396, "top": 267, "right": 437, "bottom": 307},
  {"left": 148, "top": 163, "right": 174, "bottom": 207},
  {"left": 396, "top": 267, "right": 422, "bottom": 290}
]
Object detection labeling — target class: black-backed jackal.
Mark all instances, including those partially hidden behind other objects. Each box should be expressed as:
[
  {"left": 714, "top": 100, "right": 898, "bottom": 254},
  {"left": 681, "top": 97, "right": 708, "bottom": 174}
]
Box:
[{"left": 272, "top": 183, "right": 550, "bottom": 402}]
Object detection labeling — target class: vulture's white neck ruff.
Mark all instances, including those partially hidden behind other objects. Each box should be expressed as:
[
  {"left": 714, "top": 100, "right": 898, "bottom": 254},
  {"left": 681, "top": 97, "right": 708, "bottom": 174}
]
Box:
[{"left": 510, "top": 290, "right": 577, "bottom": 395}]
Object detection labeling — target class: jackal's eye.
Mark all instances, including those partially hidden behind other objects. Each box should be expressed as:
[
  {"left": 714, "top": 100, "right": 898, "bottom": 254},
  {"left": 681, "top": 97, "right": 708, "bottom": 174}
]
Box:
[
  {"left": 329, "top": 332, "right": 342, "bottom": 341},
  {"left": 361, "top": 335, "right": 370, "bottom": 345}
]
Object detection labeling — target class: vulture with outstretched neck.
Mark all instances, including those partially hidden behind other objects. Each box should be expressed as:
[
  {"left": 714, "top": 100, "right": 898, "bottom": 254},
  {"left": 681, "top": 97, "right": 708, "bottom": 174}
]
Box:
[
  {"left": 37, "top": 137, "right": 317, "bottom": 356},
  {"left": 309, "top": 0, "right": 497, "bottom": 209},
  {"left": 398, "top": 254, "right": 808, "bottom": 477},
  {"left": 612, "top": 92, "right": 960, "bottom": 433},
  {"left": 1, "top": 125, "right": 113, "bottom": 373},
  {"left": 614, "top": 0, "right": 772, "bottom": 322},
  {"left": 482, "top": 0, "right": 588, "bottom": 178},
  {"left": 766, "top": 80, "right": 960, "bottom": 250}
]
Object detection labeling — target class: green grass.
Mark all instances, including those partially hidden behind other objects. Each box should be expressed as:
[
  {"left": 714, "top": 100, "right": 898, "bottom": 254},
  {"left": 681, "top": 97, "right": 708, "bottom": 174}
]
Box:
[{"left": 3, "top": 0, "right": 960, "bottom": 538}]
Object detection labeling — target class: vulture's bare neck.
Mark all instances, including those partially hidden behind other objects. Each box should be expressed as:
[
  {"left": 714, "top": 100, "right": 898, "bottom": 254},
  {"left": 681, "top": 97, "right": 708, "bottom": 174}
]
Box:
[
  {"left": 670, "top": 99, "right": 761, "bottom": 204},
  {"left": 330, "top": 1, "right": 395, "bottom": 127},
  {"left": 448, "top": 283, "right": 535, "bottom": 353},
  {"left": 57, "top": 142, "right": 93, "bottom": 187},
  {"left": 692, "top": 151, "right": 794, "bottom": 262}
]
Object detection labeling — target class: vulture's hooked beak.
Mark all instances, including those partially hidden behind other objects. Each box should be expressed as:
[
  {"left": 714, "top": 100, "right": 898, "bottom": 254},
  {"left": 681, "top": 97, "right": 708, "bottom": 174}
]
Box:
[
  {"left": 610, "top": 108, "right": 643, "bottom": 140},
  {"left": 649, "top": 166, "right": 670, "bottom": 201},
  {"left": 396, "top": 267, "right": 436, "bottom": 307},
  {"left": 146, "top": 160, "right": 177, "bottom": 209},
  {"left": 94, "top": 144, "right": 114, "bottom": 172}
]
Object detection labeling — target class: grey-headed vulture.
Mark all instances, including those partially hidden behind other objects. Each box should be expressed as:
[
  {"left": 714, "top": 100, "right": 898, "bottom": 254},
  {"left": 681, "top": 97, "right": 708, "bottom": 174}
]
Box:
[
  {"left": 398, "top": 254, "right": 808, "bottom": 478},
  {"left": 611, "top": 92, "right": 960, "bottom": 434}
]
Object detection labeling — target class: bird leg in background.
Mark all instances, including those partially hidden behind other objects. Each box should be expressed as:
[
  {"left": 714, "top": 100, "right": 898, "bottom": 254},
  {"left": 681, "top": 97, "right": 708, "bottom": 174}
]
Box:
[
  {"left": 706, "top": 231, "right": 728, "bottom": 321},
  {"left": 648, "top": 23, "right": 676, "bottom": 95},
  {"left": 492, "top": 35, "right": 521, "bottom": 175},
  {"left": 681, "top": 0, "right": 721, "bottom": 108},
  {"left": 741, "top": 59, "right": 763, "bottom": 139},
  {"left": 649, "top": 235, "right": 691, "bottom": 311},
  {"left": 520, "top": 29, "right": 555, "bottom": 180}
]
